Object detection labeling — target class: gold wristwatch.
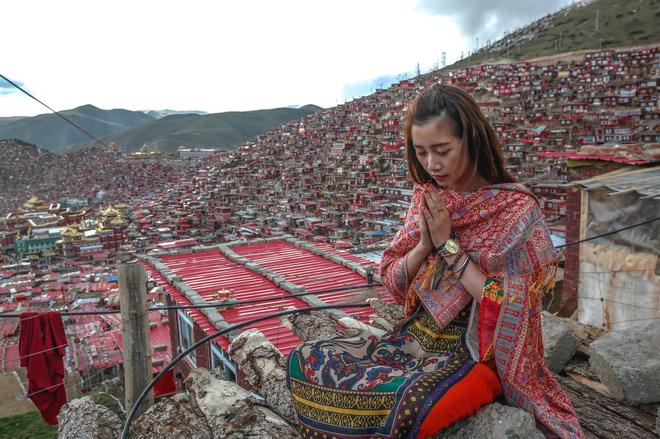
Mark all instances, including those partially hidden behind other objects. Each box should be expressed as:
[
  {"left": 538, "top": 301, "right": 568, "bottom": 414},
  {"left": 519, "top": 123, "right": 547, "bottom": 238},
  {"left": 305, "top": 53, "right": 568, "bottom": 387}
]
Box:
[{"left": 436, "top": 238, "right": 460, "bottom": 257}]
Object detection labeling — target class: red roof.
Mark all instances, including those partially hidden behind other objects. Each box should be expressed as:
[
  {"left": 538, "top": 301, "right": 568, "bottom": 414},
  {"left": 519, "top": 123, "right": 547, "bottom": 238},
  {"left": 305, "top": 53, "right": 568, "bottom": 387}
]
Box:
[
  {"left": 231, "top": 240, "right": 394, "bottom": 325},
  {"left": 293, "top": 228, "right": 313, "bottom": 237},
  {"left": 146, "top": 241, "right": 394, "bottom": 356},
  {"left": 148, "top": 250, "right": 307, "bottom": 354},
  {"left": 536, "top": 151, "right": 649, "bottom": 165},
  {"left": 109, "top": 312, "right": 172, "bottom": 374},
  {"left": 1, "top": 340, "right": 19, "bottom": 371}
]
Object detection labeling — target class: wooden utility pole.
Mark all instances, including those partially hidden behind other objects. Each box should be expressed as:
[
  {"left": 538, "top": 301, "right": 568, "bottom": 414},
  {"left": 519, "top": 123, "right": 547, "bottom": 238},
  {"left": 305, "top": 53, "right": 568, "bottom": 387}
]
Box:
[{"left": 119, "top": 263, "right": 153, "bottom": 418}]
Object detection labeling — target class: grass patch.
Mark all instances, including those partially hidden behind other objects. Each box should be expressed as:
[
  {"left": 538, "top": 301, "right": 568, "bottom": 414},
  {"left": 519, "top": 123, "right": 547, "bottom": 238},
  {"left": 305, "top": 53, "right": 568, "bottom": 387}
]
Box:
[{"left": 0, "top": 412, "right": 57, "bottom": 439}]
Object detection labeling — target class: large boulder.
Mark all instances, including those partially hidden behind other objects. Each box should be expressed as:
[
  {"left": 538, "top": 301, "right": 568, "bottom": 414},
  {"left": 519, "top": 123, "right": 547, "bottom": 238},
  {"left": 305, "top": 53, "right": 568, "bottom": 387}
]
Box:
[
  {"left": 434, "top": 402, "right": 545, "bottom": 439},
  {"left": 228, "top": 329, "right": 298, "bottom": 425},
  {"left": 57, "top": 396, "right": 122, "bottom": 439},
  {"left": 589, "top": 320, "right": 660, "bottom": 404},
  {"left": 211, "top": 398, "right": 301, "bottom": 438},
  {"left": 185, "top": 367, "right": 300, "bottom": 438},
  {"left": 541, "top": 311, "right": 580, "bottom": 373},
  {"left": 283, "top": 310, "right": 346, "bottom": 341},
  {"left": 129, "top": 392, "right": 212, "bottom": 439}
]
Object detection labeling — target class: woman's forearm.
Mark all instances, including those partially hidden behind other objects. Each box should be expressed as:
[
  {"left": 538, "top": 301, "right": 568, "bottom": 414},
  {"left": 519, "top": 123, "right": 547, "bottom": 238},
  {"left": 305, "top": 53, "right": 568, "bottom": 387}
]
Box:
[
  {"left": 406, "top": 244, "right": 432, "bottom": 283},
  {"left": 444, "top": 253, "right": 487, "bottom": 302}
]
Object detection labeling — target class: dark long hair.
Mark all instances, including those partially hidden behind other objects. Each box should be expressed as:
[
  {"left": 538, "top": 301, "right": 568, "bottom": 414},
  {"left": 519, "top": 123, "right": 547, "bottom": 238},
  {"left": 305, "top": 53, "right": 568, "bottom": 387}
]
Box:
[{"left": 404, "top": 84, "right": 515, "bottom": 185}]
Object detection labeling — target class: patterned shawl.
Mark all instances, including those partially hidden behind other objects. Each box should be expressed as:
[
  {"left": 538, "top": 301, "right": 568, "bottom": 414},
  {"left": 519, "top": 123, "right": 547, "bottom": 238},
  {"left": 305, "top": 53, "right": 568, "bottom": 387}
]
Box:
[{"left": 379, "top": 183, "right": 584, "bottom": 439}]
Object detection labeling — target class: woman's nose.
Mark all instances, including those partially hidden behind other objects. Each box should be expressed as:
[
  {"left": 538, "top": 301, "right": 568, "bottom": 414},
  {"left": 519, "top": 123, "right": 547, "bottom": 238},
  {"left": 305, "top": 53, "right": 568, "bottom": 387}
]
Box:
[{"left": 427, "top": 156, "right": 441, "bottom": 172}]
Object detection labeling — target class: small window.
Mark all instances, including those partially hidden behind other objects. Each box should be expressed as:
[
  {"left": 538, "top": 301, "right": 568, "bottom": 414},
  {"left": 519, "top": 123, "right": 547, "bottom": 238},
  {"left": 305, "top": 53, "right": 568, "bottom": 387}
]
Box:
[
  {"left": 210, "top": 343, "right": 236, "bottom": 382},
  {"left": 177, "top": 311, "right": 196, "bottom": 366}
]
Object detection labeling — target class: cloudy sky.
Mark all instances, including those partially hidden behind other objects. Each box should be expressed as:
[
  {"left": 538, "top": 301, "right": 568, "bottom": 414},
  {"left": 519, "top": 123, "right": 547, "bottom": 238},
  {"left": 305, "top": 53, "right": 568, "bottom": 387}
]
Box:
[{"left": 1, "top": 0, "right": 576, "bottom": 117}]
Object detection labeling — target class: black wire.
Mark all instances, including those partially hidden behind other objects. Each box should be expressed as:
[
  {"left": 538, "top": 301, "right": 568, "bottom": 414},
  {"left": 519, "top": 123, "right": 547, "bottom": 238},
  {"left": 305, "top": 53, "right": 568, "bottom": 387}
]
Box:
[
  {"left": 0, "top": 73, "right": 110, "bottom": 148},
  {"left": 119, "top": 302, "right": 370, "bottom": 439},
  {"left": 554, "top": 215, "right": 660, "bottom": 249},
  {"left": 0, "top": 283, "right": 377, "bottom": 318}
]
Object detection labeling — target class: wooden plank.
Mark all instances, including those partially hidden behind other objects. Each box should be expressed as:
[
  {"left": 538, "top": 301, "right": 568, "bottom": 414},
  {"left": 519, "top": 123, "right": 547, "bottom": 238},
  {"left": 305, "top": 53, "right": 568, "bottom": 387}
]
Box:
[
  {"left": 565, "top": 371, "right": 613, "bottom": 398},
  {"left": 557, "top": 375, "right": 657, "bottom": 439},
  {"left": 119, "top": 263, "right": 153, "bottom": 419}
]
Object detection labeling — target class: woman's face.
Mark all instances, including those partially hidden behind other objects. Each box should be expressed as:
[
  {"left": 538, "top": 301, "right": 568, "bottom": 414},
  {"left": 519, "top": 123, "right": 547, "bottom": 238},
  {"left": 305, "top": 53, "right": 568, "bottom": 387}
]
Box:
[{"left": 411, "top": 117, "right": 472, "bottom": 190}]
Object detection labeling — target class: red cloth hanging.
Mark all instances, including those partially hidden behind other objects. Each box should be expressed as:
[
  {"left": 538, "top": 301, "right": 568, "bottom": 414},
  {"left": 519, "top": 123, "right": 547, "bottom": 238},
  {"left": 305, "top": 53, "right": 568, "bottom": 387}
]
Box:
[{"left": 19, "top": 312, "right": 68, "bottom": 425}]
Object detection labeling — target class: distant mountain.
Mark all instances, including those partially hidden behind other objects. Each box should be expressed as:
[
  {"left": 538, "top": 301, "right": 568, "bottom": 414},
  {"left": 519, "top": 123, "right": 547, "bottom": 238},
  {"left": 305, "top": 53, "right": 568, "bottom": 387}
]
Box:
[
  {"left": 449, "top": 0, "right": 659, "bottom": 69},
  {"left": 143, "top": 109, "right": 208, "bottom": 119},
  {"left": 0, "top": 105, "right": 154, "bottom": 153},
  {"left": 81, "top": 105, "right": 324, "bottom": 153},
  {"left": 0, "top": 116, "right": 26, "bottom": 127}
]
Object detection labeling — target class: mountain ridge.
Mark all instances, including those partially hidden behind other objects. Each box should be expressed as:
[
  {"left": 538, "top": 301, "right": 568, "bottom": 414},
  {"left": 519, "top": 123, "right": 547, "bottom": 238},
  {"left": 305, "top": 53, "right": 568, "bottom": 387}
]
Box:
[
  {"left": 0, "top": 104, "right": 323, "bottom": 154},
  {"left": 71, "top": 105, "right": 324, "bottom": 153},
  {"left": 0, "top": 105, "right": 154, "bottom": 153}
]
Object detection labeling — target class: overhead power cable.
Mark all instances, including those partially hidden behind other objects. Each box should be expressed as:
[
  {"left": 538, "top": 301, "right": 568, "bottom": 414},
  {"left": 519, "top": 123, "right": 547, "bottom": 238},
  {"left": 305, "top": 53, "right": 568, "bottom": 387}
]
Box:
[
  {"left": 554, "top": 215, "right": 660, "bottom": 249},
  {"left": 0, "top": 73, "right": 110, "bottom": 148},
  {"left": 0, "top": 283, "right": 377, "bottom": 318}
]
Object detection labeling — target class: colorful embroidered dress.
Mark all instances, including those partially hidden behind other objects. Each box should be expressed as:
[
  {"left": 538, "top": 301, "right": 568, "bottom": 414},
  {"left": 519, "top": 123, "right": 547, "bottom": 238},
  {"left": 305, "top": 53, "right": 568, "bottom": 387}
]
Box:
[{"left": 287, "top": 299, "right": 502, "bottom": 438}]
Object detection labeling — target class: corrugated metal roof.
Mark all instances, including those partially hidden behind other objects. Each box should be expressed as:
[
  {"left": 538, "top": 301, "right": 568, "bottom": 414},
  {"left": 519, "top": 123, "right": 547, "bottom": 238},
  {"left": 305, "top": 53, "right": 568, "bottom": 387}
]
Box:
[
  {"left": 232, "top": 241, "right": 395, "bottom": 323},
  {"left": 150, "top": 249, "right": 307, "bottom": 355},
  {"left": 145, "top": 241, "right": 394, "bottom": 357},
  {"left": 568, "top": 165, "right": 660, "bottom": 199},
  {"left": 143, "top": 260, "right": 232, "bottom": 351}
]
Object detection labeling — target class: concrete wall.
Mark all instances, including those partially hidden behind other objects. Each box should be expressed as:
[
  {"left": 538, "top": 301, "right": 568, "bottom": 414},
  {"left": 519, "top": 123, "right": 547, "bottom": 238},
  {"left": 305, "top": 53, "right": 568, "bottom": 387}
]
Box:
[
  {"left": 577, "top": 187, "right": 659, "bottom": 330},
  {"left": 578, "top": 242, "right": 659, "bottom": 330}
]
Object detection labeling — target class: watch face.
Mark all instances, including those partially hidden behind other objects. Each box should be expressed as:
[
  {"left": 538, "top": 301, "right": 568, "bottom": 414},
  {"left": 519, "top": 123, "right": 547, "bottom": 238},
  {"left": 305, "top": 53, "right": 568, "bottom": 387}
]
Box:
[{"left": 446, "top": 239, "right": 459, "bottom": 254}]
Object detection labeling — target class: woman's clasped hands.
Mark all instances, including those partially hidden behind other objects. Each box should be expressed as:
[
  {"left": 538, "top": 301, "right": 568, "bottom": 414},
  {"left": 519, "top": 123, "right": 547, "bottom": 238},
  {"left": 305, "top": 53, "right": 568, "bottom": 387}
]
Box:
[{"left": 418, "top": 188, "right": 452, "bottom": 252}]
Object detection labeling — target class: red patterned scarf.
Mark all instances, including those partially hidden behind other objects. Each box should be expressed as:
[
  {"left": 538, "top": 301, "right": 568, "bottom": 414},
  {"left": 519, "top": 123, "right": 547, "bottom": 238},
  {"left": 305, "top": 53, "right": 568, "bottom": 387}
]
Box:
[{"left": 403, "top": 182, "right": 557, "bottom": 324}]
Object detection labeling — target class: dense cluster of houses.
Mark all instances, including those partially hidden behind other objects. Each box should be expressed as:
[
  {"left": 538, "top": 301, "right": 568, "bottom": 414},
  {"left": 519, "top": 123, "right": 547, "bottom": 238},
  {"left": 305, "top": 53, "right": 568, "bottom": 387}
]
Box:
[
  {"left": 2, "top": 48, "right": 657, "bottom": 264},
  {"left": 0, "top": 196, "right": 130, "bottom": 263},
  {"left": 0, "top": 140, "right": 198, "bottom": 224},
  {"left": 188, "top": 47, "right": 658, "bottom": 246}
]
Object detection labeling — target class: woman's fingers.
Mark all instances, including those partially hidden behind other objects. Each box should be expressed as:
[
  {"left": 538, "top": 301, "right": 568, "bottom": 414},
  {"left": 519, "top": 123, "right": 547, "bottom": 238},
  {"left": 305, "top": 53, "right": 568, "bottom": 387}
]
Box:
[
  {"left": 427, "top": 190, "right": 446, "bottom": 214},
  {"left": 419, "top": 208, "right": 429, "bottom": 232},
  {"left": 421, "top": 194, "right": 435, "bottom": 222},
  {"left": 423, "top": 192, "right": 438, "bottom": 221},
  {"left": 418, "top": 207, "right": 434, "bottom": 248}
]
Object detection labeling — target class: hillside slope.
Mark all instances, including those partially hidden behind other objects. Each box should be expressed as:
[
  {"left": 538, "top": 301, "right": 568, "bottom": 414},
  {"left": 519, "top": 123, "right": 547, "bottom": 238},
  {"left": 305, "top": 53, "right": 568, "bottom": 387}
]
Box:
[
  {"left": 0, "top": 105, "right": 154, "bottom": 153},
  {"left": 449, "top": 0, "right": 659, "bottom": 69}
]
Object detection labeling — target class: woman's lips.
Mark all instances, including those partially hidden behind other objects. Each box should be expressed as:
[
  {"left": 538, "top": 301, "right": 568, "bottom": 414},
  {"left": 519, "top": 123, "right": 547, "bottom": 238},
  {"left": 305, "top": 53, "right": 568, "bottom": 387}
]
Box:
[{"left": 432, "top": 174, "right": 448, "bottom": 180}]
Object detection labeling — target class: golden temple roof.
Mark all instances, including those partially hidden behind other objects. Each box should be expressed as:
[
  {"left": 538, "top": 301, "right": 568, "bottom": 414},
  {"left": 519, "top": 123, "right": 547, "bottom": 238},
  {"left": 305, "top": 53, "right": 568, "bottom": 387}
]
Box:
[
  {"left": 22, "top": 195, "right": 49, "bottom": 211},
  {"left": 61, "top": 224, "right": 83, "bottom": 238},
  {"left": 100, "top": 205, "right": 121, "bottom": 218}
]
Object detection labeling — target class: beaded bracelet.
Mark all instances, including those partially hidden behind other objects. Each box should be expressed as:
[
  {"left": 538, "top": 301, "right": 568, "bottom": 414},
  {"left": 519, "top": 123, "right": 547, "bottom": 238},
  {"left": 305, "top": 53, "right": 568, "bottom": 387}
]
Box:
[
  {"left": 456, "top": 256, "right": 470, "bottom": 280},
  {"left": 446, "top": 249, "right": 464, "bottom": 271}
]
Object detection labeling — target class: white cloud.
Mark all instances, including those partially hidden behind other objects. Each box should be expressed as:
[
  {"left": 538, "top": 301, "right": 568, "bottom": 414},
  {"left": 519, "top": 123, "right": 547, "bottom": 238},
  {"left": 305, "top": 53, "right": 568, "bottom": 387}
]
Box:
[{"left": 1, "top": 0, "right": 481, "bottom": 116}]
